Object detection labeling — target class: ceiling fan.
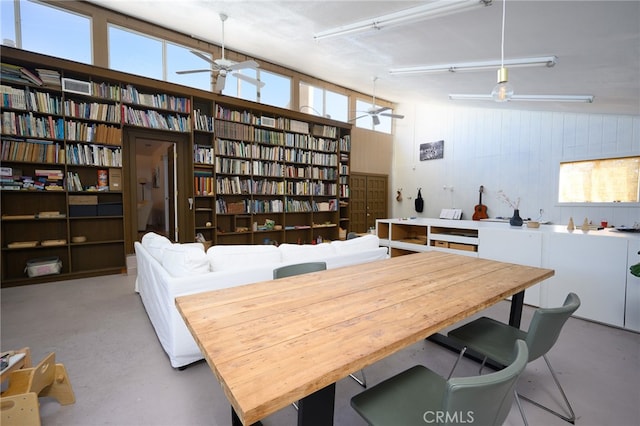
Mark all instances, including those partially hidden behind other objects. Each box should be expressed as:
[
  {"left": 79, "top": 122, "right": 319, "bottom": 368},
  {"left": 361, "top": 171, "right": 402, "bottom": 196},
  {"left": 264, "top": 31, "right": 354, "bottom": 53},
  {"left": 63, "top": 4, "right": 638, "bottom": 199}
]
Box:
[
  {"left": 353, "top": 77, "right": 404, "bottom": 125},
  {"left": 176, "top": 13, "right": 264, "bottom": 93}
]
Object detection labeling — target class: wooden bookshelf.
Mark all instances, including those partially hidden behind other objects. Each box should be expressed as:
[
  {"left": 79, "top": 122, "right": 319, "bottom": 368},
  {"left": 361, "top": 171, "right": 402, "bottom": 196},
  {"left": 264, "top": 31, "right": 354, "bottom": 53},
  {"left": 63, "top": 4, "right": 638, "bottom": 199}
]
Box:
[{"left": 1, "top": 46, "right": 351, "bottom": 286}]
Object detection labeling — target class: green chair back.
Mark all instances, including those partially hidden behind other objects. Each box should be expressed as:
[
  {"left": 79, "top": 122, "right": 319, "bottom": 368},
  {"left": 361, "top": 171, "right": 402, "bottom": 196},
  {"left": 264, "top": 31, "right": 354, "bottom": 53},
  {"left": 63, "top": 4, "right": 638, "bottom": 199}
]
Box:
[
  {"left": 443, "top": 339, "right": 528, "bottom": 426},
  {"left": 273, "top": 262, "right": 327, "bottom": 279},
  {"left": 525, "top": 292, "right": 580, "bottom": 361}
]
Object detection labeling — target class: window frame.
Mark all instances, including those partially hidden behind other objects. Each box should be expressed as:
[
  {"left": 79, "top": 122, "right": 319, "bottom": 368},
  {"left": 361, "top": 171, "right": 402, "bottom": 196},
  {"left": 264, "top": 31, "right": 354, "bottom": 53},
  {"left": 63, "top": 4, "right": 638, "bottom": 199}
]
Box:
[{"left": 556, "top": 155, "right": 640, "bottom": 206}]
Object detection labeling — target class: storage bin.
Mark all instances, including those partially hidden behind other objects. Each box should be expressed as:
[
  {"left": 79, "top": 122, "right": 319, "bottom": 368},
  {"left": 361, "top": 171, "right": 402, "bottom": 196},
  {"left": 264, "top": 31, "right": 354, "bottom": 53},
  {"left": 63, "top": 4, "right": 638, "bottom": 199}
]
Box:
[
  {"left": 449, "top": 242, "right": 477, "bottom": 252},
  {"left": 69, "top": 195, "right": 98, "bottom": 205},
  {"left": 97, "top": 203, "right": 123, "bottom": 216},
  {"left": 69, "top": 205, "right": 98, "bottom": 217},
  {"left": 25, "top": 257, "right": 62, "bottom": 277}
]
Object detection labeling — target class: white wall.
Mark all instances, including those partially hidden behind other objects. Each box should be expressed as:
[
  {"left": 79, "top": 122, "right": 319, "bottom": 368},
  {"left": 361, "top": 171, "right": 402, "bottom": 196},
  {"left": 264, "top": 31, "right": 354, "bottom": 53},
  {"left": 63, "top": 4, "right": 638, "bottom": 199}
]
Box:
[{"left": 391, "top": 102, "right": 640, "bottom": 228}]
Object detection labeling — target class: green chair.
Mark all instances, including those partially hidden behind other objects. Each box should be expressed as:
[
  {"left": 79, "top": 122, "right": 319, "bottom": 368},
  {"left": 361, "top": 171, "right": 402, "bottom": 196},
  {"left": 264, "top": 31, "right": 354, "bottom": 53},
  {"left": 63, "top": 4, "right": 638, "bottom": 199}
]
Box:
[
  {"left": 447, "top": 292, "right": 580, "bottom": 425},
  {"left": 351, "top": 340, "right": 528, "bottom": 426}
]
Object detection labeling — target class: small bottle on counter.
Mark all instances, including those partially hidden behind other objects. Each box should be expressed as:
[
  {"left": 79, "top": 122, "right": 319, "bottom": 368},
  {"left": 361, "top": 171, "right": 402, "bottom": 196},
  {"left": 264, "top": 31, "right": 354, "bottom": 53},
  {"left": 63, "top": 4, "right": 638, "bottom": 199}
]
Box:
[{"left": 567, "top": 217, "right": 575, "bottom": 231}]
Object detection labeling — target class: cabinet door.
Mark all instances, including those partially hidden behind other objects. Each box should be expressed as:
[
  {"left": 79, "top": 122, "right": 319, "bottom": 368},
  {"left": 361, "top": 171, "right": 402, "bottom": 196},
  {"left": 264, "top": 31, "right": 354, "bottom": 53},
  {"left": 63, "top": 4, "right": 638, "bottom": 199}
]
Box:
[
  {"left": 543, "top": 233, "right": 628, "bottom": 327},
  {"left": 478, "top": 228, "right": 543, "bottom": 306},
  {"left": 625, "top": 239, "right": 640, "bottom": 332}
]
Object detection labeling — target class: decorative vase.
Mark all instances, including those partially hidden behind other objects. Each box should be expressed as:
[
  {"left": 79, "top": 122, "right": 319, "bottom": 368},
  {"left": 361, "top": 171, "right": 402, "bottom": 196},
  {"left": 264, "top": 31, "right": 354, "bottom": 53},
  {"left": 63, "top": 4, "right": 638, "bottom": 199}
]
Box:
[{"left": 510, "top": 209, "right": 523, "bottom": 227}]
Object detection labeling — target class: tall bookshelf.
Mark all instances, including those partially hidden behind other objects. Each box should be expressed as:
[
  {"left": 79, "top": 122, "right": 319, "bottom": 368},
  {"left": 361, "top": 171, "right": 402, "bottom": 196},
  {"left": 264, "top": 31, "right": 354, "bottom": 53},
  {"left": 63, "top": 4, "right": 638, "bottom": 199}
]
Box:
[
  {"left": 1, "top": 58, "right": 126, "bottom": 286},
  {"left": 210, "top": 103, "right": 350, "bottom": 245},
  {"left": 1, "top": 46, "right": 351, "bottom": 286}
]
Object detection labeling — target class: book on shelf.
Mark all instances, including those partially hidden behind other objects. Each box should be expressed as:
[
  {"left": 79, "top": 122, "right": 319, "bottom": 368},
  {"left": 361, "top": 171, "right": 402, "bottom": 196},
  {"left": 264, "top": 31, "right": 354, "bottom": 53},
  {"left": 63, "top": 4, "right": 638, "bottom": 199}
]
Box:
[{"left": 19, "top": 67, "right": 43, "bottom": 86}]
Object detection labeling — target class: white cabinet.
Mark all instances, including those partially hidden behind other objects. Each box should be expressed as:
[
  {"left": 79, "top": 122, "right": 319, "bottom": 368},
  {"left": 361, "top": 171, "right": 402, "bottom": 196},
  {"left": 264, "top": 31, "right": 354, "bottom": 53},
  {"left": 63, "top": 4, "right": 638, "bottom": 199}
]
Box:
[
  {"left": 542, "top": 232, "right": 628, "bottom": 328},
  {"left": 376, "top": 218, "right": 638, "bottom": 331},
  {"left": 478, "top": 228, "right": 543, "bottom": 307},
  {"left": 625, "top": 238, "right": 640, "bottom": 332}
]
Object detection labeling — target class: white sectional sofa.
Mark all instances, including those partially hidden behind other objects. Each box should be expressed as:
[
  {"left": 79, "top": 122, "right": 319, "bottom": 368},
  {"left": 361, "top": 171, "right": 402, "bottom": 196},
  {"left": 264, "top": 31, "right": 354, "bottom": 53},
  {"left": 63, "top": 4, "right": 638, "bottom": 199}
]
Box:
[{"left": 134, "top": 232, "right": 389, "bottom": 368}]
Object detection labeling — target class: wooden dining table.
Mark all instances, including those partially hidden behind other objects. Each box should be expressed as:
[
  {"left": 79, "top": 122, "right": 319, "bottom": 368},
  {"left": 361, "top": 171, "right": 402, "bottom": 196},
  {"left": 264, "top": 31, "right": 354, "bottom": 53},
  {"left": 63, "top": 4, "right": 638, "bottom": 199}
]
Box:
[{"left": 175, "top": 251, "right": 554, "bottom": 426}]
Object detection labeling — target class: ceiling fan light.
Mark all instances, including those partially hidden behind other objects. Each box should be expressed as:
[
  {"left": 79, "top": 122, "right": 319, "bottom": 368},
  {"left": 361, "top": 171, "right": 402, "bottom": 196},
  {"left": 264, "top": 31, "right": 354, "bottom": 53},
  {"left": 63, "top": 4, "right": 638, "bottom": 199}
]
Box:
[
  {"left": 491, "top": 67, "right": 513, "bottom": 102},
  {"left": 372, "top": 115, "right": 381, "bottom": 126}
]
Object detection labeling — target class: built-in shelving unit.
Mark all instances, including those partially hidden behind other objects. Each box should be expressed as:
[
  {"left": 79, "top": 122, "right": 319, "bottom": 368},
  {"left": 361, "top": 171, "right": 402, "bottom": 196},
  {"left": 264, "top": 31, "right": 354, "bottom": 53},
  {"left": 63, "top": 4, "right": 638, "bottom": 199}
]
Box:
[
  {"left": 376, "top": 218, "right": 479, "bottom": 258},
  {"left": 1, "top": 58, "right": 126, "bottom": 286},
  {"left": 210, "top": 103, "right": 350, "bottom": 245},
  {"left": 1, "top": 46, "right": 352, "bottom": 286}
]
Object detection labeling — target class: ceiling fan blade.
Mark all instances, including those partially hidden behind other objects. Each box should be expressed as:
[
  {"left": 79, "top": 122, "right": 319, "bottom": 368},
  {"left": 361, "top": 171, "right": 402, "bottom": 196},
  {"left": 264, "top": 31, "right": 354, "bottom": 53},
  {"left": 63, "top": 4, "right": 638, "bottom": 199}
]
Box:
[
  {"left": 215, "top": 73, "right": 226, "bottom": 92},
  {"left": 233, "top": 72, "right": 265, "bottom": 88},
  {"left": 349, "top": 113, "right": 369, "bottom": 122},
  {"left": 380, "top": 112, "right": 405, "bottom": 119},
  {"left": 370, "top": 106, "right": 390, "bottom": 115},
  {"left": 229, "top": 60, "right": 259, "bottom": 71},
  {"left": 372, "top": 115, "right": 381, "bottom": 126},
  {"left": 190, "top": 50, "right": 216, "bottom": 65},
  {"left": 175, "top": 69, "right": 211, "bottom": 75}
]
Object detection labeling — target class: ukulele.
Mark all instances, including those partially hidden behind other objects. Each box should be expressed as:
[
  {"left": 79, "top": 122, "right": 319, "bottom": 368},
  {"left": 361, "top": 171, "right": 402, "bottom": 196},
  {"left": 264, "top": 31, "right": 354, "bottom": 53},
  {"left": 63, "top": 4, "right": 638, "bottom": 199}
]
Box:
[{"left": 472, "top": 185, "right": 488, "bottom": 221}]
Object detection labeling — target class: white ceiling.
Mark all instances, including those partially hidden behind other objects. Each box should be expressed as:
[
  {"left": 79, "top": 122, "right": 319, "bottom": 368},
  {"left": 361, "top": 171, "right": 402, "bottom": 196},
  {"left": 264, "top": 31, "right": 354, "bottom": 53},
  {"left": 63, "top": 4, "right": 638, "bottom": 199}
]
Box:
[{"left": 88, "top": 0, "right": 640, "bottom": 116}]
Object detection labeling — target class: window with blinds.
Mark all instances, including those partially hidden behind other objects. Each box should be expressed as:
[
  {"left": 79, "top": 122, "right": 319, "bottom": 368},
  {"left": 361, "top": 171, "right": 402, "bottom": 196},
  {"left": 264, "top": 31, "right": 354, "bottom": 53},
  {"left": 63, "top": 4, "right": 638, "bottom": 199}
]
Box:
[{"left": 558, "top": 156, "right": 640, "bottom": 203}]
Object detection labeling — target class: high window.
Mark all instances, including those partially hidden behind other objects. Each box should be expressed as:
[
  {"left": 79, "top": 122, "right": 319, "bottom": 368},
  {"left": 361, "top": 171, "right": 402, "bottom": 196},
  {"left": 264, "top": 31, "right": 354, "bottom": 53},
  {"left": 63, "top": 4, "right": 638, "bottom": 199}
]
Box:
[
  {"left": 108, "top": 25, "right": 211, "bottom": 91},
  {"left": 299, "top": 82, "right": 348, "bottom": 122},
  {"left": 223, "top": 69, "right": 291, "bottom": 108},
  {"left": 558, "top": 156, "right": 640, "bottom": 203},
  {"left": 1, "top": 0, "right": 91, "bottom": 64},
  {"left": 355, "top": 99, "right": 392, "bottom": 134}
]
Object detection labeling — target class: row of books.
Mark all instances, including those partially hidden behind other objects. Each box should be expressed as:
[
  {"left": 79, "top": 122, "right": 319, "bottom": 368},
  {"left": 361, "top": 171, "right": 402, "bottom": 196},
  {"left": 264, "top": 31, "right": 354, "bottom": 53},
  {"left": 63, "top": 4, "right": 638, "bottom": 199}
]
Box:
[
  {"left": 215, "top": 105, "right": 329, "bottom": 137},
  {"left": 0, "top": 168, "right": 64, "bottom": 191},
  {"left": 193, "top": 109, "right": 214, "bottom": 132},
  {"left": 65, "top": 121, "right": 122, "bottom": 145},
  {"left": 194, "top": 145, "right": 215, "bottom": 165},
  {"left": 121, "top": 84, "right": 191, "bottom": 113},
  {"left": 65, "top": 143, "right": 122, "bottom": 167},
  {"left": 214, "top": 120, "right": 253, "bottom": 141},
  {"left": 64, "top": 100, "right": 120, "bottom": 122},
  {"left": 194, "top": 171, "right": 214, "bottom": 196},
  {"left": 0, "top": 85, "right": 62, "bottom": 115},
  {"left": 0, "top": 63, "right": 61, "bottom": 87},
  {"left": 1, "top": 138, "right": 63, "bottom": 164},
  {"left": 122, "top": 106, "right": 191, "bottom": 132},
  {"left": 1, "top": 111, "right": 64, "bottom": 140}
]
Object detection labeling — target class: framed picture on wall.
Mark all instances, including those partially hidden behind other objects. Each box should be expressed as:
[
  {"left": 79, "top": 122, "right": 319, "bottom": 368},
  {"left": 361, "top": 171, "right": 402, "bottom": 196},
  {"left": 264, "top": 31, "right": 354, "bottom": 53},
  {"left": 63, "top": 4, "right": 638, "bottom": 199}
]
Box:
[{"left": 420, "top": 140, "right": 444, "bottom": 161}]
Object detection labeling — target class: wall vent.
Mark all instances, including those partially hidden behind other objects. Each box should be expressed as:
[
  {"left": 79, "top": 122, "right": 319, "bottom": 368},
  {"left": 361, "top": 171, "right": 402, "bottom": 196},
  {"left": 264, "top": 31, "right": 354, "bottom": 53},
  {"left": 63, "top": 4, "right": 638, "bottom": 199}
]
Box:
[
  {"left": 62, "top": 78, "right": 92, "bottom": 96},
  {"left": 260, "top": 116, "right": 276, "bottom": 128}
]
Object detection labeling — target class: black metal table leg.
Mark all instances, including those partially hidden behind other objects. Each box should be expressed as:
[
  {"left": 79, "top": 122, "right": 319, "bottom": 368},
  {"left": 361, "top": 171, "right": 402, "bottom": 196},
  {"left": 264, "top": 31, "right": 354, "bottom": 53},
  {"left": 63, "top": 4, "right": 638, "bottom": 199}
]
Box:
[
  {"left": 230, "top": 383, "right": 335, "bottom": 426},
  {"left": 231, "top": 407, "right": 263, "bottom": 426},
  {"left": 508, "top": 290, "right": 525, "bottom": 328},
  {"left": 297, "top": 383, "right": 336, "bottom": 426}
]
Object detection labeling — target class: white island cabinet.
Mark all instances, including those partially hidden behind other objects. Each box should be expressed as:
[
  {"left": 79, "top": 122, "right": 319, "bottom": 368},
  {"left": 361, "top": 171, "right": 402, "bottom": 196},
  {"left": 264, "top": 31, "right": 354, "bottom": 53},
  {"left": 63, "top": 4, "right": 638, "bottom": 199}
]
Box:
[
  {"left": 376, "top": 218, "right": 640, "bottom": 331},
  {"left": 478, "top": 227, "right": 543, "bottom": 307},
  {"left": 542, "top": 231, "right": 629, "bottom": 328},
  {"left": 626, "top": 238, "right": 640, "bottom": 332}
]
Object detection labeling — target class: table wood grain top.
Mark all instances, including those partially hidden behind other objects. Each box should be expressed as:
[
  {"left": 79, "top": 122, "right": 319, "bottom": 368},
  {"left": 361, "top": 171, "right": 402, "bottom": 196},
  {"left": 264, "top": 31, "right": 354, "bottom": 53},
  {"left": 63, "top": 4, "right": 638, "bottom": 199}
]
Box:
[{"left": 175, "top": 251, "right": 554, "bottom": 425}]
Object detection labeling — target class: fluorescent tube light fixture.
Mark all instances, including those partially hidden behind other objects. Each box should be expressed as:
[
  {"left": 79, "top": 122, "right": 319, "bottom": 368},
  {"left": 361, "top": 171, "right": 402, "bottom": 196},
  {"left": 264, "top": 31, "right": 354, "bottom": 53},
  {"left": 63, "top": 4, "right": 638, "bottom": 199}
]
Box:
[
  {"left": 388, "top": 56, "right": 557, "bottom": 75},
  {"left": 448, "top": 94, "right": 595, "bottom": 103},
  {"left": 313, "top": 0, "right": 492, "bottom": 41}
]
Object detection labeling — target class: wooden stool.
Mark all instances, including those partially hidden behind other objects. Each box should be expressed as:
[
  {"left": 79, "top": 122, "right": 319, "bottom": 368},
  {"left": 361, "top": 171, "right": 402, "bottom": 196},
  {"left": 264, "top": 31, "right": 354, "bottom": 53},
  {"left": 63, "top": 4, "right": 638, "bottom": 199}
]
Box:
[{"left": 1, "top": 351, "right": 75, "bottom": 426}]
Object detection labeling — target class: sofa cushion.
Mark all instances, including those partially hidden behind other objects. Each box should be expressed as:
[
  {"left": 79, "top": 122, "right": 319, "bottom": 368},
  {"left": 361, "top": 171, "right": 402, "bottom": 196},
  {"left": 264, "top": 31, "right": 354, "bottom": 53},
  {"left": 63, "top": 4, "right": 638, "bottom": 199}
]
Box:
[
  {"left": 331, "top": 234, "right": 380, "bottom": 255},
  {"left": 161, "top": 243, "right": 210, "bottom": 277},
  {"left": 207, "top": 245, "right": 282, "bottom": 272},
  {"left": 141, "top": 232, "right": 172, "bottom": 262},
  {"left": 278, "top": 243, "right": 336, "bottom": 264}
]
